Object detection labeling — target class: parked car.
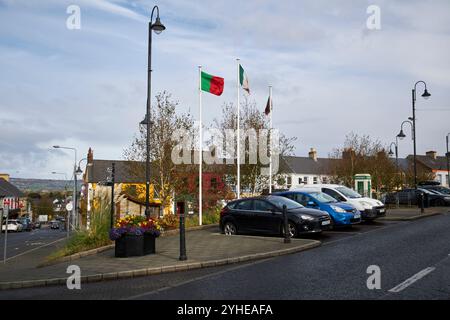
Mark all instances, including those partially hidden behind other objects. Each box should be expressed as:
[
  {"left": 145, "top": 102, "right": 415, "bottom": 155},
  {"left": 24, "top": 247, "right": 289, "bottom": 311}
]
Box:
[
  {"left": 18, "top": 218, "right": 33, "bottom": 231},
  {"left": 385, "top": 188, "right": 450, "bottom": 207},
  {"left": 292, "top": 184, "right": 386, "bottom": 221},
  {"left": 419, "top": 185, "right": 450, "bottom": 196},
  {"left": 219, "top": 195, "right": 332, "bottom": 238},
  {"left": 34, "top": 222, "right": 41, "bottom": 229},
  {"left": 1, "top": 220, "right": 24, "bottom": 232},
  {"left": 50, "top": 221, "right": 60, "bottom": 229},
  {"left": 273, "top": 191, "right": 361, "bottom": 227}
]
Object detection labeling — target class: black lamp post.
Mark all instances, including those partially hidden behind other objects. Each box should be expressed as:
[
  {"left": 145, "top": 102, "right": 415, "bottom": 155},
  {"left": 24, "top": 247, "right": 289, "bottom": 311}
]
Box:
[
  {"left": 140, "top": 6, "right": 165, "bottom": 218},
  {"left": 446, "top": 133, "right": 450, "bottom": 188},
  {"left": 388, "top": 140, "right": 399, "bottom": 171},
  {"left": 410, "top": 81, "right": 431, "bottom": 189},
  {"left": 397, "top": 120, "right": 413, "bottom": 188}
]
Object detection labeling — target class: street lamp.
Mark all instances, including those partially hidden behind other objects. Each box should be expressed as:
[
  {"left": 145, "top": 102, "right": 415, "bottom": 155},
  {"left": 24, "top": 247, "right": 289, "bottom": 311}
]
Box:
[
  {"left": 141, "top": 5, "right": 165, "bottom": 218},
  {"left": 53, "top": 145, "right": 78, "bottom": 231},
  {"left": 409, "top": 81, "right": 431, "bottom": 189},
  {"left": 446, "top": 133, "right": 450, "bottom": 188},
  {"left": 397, "top": 120, "right": 413, "bottom": 141},
  {"left": 388, "top": 140, "right": 399, "bottom": 171}
]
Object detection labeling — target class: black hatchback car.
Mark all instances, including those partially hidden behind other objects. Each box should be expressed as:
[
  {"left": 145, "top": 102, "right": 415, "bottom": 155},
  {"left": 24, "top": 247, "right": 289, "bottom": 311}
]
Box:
[{"left": 219, "top": 195, "right": 332, "bottom": 238}]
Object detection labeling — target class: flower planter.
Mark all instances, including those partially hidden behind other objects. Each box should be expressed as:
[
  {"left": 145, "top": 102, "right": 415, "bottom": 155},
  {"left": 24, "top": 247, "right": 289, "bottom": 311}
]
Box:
[
  {"left": 115, "top": 234, "right": 144, "bottom": 258},
  {"left": 143, "top": 233, "right": 156, "bottom": 255}
]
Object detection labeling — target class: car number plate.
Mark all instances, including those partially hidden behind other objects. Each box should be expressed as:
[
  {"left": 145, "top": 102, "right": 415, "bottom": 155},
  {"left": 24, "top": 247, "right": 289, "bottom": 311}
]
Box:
[
  {"left": 321, "top": 220, "right": 331, "bottom": 226},
  {"left": 379, "top": 209, "right": 385, "bottom": 213}
]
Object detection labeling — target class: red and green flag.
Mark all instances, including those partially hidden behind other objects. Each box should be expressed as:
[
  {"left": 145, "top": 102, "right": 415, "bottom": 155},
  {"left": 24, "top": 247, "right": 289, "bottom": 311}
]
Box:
[{"left": 201, "top": 71, "right": 224, "bottom": 96}]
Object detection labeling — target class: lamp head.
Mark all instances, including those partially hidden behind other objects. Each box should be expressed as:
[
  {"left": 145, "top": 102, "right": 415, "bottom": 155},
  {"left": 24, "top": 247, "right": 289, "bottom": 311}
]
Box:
[
  {"left": 75, "top": 166, "right": 83, "bottom": 175},
  {"left": 421, "top": 88, "right": 431, "bottom": 100},
  {"left": 397, "top": 129, "right": 406, "bottom": 140},
  {"left": 53, "top": 145, "right": 60, "bottom": 149},
  {"left": 151, "top": 16, "right": 165, "bottom": 34},
  {"left": 388, "top": 148, "right": 394, "bottom": 157}
]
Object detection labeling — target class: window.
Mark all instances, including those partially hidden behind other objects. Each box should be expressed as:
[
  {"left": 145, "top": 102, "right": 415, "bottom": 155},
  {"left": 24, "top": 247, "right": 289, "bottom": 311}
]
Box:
[
  {"left": 322, "top": 188, "right": 346, "bottom": 202},
  {"left": 235, "top": 200, "right": 253, "bottom": 210},
  {"left": 254, "top": 200, "right": 274, "bottom": 212},
  {"left": 295, "top": 194, "right": 311, "bottom": 206},
  {"left": 210, "top": 177, "right": 218, "bottom": 190},
  {"left": 303, "top": 177, "right": 308, "bottom": 184},
  {"left": 286, "top": 176, "right": 292, "bottom": 187},
  {"left": 298, "top": 177, "right": 303, "bottom": 184},
  {"left": 267, "top": 196, "right": 303, "bottom": 210},
  {"left": 313, "top": 177, "right": 318, "bottom": 184}
]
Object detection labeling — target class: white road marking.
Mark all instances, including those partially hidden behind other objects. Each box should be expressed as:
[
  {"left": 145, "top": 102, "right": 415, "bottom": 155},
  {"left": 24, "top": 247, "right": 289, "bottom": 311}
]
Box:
[
  {"left": 3, "top": 237, "right": 66, "bottom": 262},
  {"left": 388, "top": 267, "right": 435, "bottom": 293}
]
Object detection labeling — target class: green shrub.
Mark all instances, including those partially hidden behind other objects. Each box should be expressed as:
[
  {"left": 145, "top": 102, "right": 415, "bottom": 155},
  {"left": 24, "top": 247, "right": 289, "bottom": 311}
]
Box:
[{"left": 46, "top": 202, "right": 112, "bottom": 262}]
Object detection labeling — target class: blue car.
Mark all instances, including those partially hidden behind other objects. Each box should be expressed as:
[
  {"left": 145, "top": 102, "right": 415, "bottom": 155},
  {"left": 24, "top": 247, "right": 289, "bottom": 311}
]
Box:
[{"left": 273, "top": 191, "right": 361, "bottom": 227}]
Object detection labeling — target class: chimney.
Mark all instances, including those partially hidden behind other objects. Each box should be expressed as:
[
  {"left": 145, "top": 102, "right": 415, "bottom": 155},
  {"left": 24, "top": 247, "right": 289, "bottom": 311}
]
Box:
[
  {"left": 87, "top": 147, "right": 94, "bottom": 164},
  {"left": 308, "top": 148, "right": 318, "bottom": 161},
  {"left": 426, "top": 150, "right": 437, "bottom": 160}
]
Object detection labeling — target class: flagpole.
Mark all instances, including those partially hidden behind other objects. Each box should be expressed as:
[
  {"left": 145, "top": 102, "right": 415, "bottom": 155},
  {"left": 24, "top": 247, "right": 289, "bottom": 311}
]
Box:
[
  {"left": 269, "top": 86, "right": 273, "bottom": 194},
  {"left": 198, "top": 65, "right": 203, "bottom": 226},
  {"left": 236, "top": 58, "right": 240, "bottom": 199}
]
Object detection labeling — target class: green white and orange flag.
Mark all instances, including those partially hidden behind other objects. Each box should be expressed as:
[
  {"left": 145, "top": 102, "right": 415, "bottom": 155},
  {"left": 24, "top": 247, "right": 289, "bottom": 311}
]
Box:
[
  {"left": 201, "top": 71, "right": 224, "bottom": 96},
  {"left": 239, "top": 64, "right": 250, "bottom": 94}
]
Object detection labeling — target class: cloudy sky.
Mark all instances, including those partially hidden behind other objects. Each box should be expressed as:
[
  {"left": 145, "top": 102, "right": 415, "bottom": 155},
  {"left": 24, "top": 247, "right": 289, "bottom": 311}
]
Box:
[{"left": 1, "top": 0, "right": 449, "bottom": 179}]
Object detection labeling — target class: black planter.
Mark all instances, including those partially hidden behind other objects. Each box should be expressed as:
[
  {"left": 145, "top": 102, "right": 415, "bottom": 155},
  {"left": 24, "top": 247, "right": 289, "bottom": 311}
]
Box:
[
  {"left": 115, "top": 234, "right": 144, "bottom": 258},
  {"left": 143, "top": 233, "right": 156, "bottom": 255}
]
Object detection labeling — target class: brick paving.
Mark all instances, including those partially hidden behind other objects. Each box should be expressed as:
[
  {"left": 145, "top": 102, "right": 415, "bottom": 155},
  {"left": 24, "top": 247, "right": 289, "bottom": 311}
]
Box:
[{"left": 0, "top": 226, "right": 318, "bottom": 286}]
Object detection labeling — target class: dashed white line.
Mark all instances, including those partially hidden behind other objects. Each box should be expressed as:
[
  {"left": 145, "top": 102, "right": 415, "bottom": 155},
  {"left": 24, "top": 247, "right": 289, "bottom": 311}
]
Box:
[{"left": 388, "top": 267, "right": 435, "bottom": 293}]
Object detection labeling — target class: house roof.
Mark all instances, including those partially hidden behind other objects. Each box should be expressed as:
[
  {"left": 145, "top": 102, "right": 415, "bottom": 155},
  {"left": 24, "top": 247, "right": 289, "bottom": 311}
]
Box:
[
  {"left": 0, "top": 178, "right": 25, "bottom": 198},
  {"left": 280, "top": 156, "right": 338, "bottom": 175},
  {"left": 410, "top": 155, "right": 449, "bottom": 171},
  {"left": 85, "top": 160, "right": 147, "bottom": 183}
]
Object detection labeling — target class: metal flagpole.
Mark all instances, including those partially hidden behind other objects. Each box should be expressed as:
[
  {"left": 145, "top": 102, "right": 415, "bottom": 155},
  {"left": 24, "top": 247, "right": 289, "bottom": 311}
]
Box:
[
  {"left": 198, "top": 66, "right": 203, "bottom": 226},
  {"left": 269, "top": 86, "right": 273, "bottom": 194},
  {"left": 236, "top": 59, "right": 241, "bottom": 199}
]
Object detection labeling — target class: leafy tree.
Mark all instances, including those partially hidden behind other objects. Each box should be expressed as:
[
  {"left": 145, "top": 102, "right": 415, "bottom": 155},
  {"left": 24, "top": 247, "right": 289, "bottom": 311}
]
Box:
[{"left": 123, "top": 91, "right": 196, "bottom": 212}]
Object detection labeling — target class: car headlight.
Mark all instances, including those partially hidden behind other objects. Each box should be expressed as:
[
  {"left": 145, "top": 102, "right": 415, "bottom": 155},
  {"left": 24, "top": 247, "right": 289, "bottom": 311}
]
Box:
[
  {"left": 330, "top": 205, "right": 346, "bottom": 213},
  {"left": 300, "top": 214, "right": 315, "bottom": 221},
  {"left": 360, "top": 201, "right": 373, "bottom": 209}
]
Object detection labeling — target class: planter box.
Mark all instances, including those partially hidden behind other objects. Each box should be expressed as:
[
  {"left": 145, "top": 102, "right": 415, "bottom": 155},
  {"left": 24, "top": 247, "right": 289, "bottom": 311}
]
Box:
[
  {"left": 143, "top": 233, "right": 156, "bottom": 255},
  {"left": 115, "top": 234, "right": 144, "bottom": 258}
]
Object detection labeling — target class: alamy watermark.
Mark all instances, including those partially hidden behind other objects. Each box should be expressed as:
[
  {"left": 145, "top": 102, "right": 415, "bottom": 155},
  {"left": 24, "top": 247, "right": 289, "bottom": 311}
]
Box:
[
  {"left": 66, "top": 5, "right": 81, "bottom": 30},
  {"left": 366, "top": 5, "right": 381, "bottom": 30},
  {"left": 171, "top": 128, "right": 280, "bottom": 175},
  {"left": 66, "top": 265, "right": 81, "bottom": 290},
  {"left": 366, "top": 265, "right": 381, "bottom": 290}
]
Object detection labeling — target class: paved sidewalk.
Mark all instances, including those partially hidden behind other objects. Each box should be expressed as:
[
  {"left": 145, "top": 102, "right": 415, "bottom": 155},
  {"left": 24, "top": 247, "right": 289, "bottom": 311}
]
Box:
[
  {"left": 0, "top": 226, "right": 319, "bottom": 290},
  {"left": 380, "top": 207, "right": 449, "bottom": 221}
]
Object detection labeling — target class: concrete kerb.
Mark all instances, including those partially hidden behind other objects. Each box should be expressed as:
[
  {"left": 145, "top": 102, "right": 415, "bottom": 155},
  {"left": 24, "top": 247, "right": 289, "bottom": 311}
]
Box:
[{"left": 0, "top": 239, "right": 321, "bottom": 291}]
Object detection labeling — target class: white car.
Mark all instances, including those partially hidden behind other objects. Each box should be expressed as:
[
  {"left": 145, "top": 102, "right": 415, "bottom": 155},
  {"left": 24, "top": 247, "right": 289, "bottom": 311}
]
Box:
[
  {"left": 291, "top": 184, "right": 386, "bottom": 221},
  {"left": 1, "top": 220, "right": 24, "bottom": 232}
]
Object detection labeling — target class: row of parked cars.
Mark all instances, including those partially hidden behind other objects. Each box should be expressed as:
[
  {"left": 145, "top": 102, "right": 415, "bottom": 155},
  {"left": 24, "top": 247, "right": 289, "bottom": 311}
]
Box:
[
  {"left": 384, "top": 183, "right": 450, "bottom": 207},
  {"left": 1, "top": 217, "right": 41, "bottom": 232},
  {"left": 219, "top": 184, "right": 386, "bottom": 238}
]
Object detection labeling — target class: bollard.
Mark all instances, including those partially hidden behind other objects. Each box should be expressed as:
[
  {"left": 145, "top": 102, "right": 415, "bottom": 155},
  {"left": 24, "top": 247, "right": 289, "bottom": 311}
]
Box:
[
  {"left": 178, "top": 202, "right": 187, "bottom": 261},
  {"left": 283, "top": 205, "right": 291, "bottom": 244},
  {"left": 420, "top": 191, "right": 425, "bottom": 213}
]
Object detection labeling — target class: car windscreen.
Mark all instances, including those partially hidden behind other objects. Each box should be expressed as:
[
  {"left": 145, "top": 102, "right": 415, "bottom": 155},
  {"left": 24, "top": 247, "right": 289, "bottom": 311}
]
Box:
[
  {"left": 266, "top": 196, "right": 304, "bottom": 210},
  {"left": 309, "top": 192, "right": 338, "bottom": 203},
  {"left": 336, "top": 186, "right": 362, "bottom": 199}
]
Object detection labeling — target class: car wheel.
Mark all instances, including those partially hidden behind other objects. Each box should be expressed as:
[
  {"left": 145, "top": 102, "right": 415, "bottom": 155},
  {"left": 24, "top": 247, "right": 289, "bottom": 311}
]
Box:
[
  {"left": 282, "top": 222, "right": 298, "bottom": 238},
  {"left": 223, "top": 222, "right": 237, "bottom": 235}
]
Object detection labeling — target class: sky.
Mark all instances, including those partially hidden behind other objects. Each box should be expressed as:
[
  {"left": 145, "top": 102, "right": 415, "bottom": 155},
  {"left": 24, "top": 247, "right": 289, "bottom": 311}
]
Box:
[{"left": 1, "top": 0, "right": 450, "bottom": 179}]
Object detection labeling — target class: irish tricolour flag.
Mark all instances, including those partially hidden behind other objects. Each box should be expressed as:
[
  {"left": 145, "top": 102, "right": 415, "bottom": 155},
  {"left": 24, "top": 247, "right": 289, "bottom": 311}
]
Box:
[
  {"left": 201, "top": 71, "right": 224, "bottom": 96},
  {"left": 239, "top": 64, "right": 250, "bottom": 94}
]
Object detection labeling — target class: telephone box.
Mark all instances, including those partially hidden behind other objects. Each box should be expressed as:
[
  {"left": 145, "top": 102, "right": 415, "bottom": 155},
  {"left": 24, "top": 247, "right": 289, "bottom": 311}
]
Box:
[{"left": 354, "top": 174, "right": 372, "bottom": 198}]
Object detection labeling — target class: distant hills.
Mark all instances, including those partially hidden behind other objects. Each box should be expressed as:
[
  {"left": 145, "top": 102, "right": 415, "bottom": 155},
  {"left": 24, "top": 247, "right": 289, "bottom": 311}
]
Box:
[{"left": 10, "top": 178, "right": 82, "bottom": 192}]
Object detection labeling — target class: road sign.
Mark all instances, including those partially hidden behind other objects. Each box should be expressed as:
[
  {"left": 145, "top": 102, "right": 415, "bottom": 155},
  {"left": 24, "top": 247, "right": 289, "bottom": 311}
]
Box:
[{"left": 66, "top": 202, "right": 73, "bottom": 211}]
